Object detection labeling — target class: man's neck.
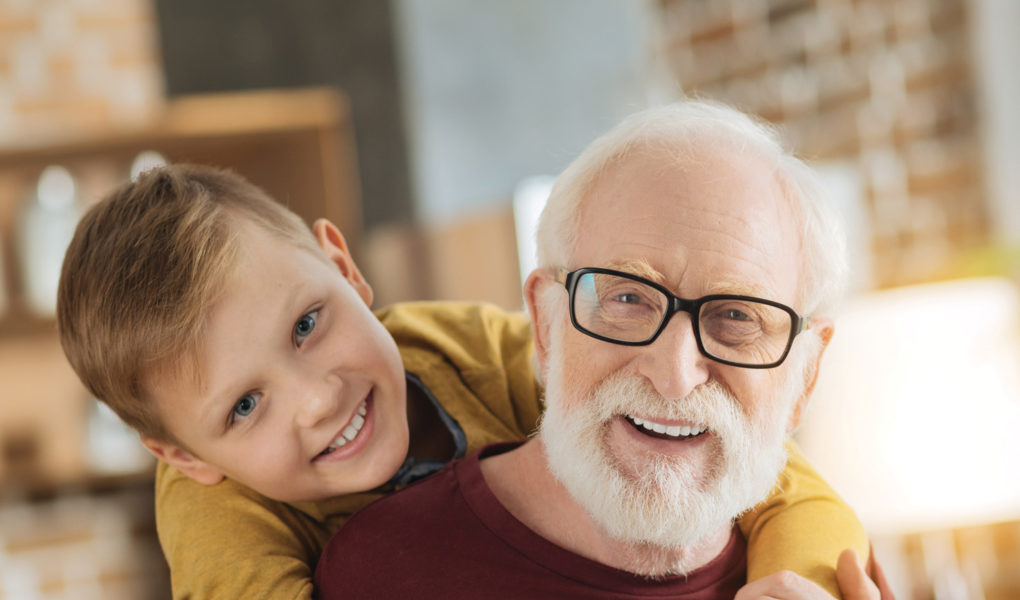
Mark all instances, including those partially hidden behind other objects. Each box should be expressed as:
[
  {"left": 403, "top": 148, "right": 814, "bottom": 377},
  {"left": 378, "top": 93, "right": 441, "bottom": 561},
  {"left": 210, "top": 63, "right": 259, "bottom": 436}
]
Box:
[{"left": 479, "top": 437, "right": 732, "bottom": 576}]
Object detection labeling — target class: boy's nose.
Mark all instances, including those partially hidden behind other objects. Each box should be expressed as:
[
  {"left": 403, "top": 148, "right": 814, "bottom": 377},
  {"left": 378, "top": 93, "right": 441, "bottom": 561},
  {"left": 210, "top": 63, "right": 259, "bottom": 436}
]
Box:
[{"left": 295, "top": 377, "right": 343, "bottom": 429}]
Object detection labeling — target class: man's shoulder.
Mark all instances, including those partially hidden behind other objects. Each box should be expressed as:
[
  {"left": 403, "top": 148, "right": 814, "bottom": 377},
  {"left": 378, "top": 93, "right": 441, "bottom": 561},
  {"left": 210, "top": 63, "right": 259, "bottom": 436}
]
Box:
[
  {"left": 315, "top": 448, "right": 519, "bottom": 599},
  {"left": 338, "top": 456, "right": 466, "bottom": 536}
]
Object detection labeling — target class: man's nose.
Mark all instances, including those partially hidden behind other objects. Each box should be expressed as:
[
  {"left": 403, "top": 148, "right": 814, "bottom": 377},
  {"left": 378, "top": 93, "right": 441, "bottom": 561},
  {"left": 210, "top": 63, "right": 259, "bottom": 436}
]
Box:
[
  {"left": 294, "top": 373, "right": 343, "bottom": 429},
  {"left": 635, "top": 312, "right": 710, "bottom": 399}
]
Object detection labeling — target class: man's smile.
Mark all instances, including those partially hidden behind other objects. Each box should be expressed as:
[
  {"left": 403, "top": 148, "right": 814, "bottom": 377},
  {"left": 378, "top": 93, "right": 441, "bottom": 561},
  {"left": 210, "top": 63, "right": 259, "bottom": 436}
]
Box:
[{"left": 624, "top": 415, "right": 708, "bottom": 441}]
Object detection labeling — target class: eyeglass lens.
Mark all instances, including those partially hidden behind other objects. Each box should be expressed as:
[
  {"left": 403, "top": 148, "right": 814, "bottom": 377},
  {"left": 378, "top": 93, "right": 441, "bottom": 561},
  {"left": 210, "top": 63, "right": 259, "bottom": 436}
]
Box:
[{"left": 571, "top": 271, "right": 794, "bottom": 366}]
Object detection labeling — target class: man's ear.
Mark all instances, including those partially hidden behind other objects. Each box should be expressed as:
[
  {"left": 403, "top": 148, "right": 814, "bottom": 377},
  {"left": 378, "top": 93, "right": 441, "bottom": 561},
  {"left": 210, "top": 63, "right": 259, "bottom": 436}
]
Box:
[
  {"left": 523, "top": 269, "right": 557, "bottom": 380},
  {"left": 312, "top": 219, "right": 373, "bottom": 306},
  {"left": 141, "top": 437, "right": 225, "bottom": 486},
  {"left": 787, "top": 317, "right": 834, "bottom": 432}
]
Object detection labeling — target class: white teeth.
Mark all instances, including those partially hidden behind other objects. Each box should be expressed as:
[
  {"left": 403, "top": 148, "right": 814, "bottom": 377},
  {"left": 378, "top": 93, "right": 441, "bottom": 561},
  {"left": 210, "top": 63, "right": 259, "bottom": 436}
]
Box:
[
  {"left": 322, "top": 400, "right": 368, "bottom": 454},
  {"left": 630, "top": 415, "right": 706, "bottom": 439}
]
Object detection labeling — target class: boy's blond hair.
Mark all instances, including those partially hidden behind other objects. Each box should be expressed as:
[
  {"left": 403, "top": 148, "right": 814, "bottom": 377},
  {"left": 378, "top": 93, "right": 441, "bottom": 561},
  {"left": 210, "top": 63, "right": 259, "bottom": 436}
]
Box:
[{"left": 58, "top": 164, "right": 321, "bottom": 443}]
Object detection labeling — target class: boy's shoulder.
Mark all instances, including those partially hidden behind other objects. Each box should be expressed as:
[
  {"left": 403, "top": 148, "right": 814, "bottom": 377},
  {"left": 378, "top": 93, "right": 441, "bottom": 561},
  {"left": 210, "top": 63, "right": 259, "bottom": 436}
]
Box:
[
  {"left": 154, "top": 460, "right": 371, "bottom": 531},
  {"left": 153, "top": 461, "right": 378, "bottom": 598},
  {"left": 154, "top": 460, "right": 378, "bottom": 556},
  {"left": 375, "top": 301, "right": 542, "bottom": 442},
  {"left": 375, "top": 301, "right": 532, "bottom": 366}
]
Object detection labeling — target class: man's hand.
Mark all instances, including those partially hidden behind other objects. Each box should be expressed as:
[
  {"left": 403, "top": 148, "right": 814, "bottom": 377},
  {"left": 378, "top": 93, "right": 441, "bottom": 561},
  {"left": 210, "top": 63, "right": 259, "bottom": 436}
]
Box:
[{"left": 735, "top": 549, "right": 880, "bottom": 600}]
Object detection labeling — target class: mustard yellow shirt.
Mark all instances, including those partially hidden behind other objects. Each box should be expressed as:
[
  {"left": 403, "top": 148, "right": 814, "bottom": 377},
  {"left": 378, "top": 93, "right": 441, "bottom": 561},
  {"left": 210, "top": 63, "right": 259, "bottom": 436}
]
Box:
[{"left": 154, "top": 301, "right": 865, "bottom": 599}]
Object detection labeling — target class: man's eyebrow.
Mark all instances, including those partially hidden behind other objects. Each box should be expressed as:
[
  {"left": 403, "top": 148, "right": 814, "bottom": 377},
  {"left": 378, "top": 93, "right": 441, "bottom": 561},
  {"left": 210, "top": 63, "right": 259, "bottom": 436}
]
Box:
[
  {"left": 599, "top": 261, "right": 778, "bottom": 301},
  {"left": 602, "top": 259, "right": 666, "bottom": 284},
  {"left": 705, "top": 280, "right": 773, "bottom": 299}
]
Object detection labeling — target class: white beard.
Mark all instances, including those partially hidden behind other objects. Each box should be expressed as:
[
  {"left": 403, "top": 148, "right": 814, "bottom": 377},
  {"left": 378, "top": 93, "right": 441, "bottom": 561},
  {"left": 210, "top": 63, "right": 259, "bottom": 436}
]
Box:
[{"left": 539, "top": 324, "right": 807, "bottom": 556}]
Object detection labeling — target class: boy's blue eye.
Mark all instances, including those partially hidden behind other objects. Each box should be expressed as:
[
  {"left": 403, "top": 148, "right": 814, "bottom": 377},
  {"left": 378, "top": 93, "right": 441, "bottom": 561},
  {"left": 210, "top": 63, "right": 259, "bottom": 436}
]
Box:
[
  {"left": 231, "top": 393, "right": 259, "bottom": 423},
  {"left": 294, "top": 310, "right": 318, "bottom": 345}
]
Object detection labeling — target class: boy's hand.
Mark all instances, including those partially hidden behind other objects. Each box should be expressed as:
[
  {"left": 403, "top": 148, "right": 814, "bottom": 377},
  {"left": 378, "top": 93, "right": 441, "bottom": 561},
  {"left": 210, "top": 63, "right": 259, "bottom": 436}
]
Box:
[
  {"left": 836, "top": 548, "right": 882, "bottom": 600},
  {"left": 735, "top": 549, "right": 881, "bottom": 600}
]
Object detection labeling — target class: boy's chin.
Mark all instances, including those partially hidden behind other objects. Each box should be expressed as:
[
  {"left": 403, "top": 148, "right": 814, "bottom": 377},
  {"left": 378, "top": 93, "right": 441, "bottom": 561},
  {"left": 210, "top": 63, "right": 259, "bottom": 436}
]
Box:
[{"left": 311, "top": 428, "right": 412, "bottom": 502}]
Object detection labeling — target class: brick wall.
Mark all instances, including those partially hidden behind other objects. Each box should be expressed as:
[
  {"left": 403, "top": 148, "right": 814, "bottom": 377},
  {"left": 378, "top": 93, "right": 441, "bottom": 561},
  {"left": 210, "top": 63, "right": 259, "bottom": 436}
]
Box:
[
  {"left": 0, "top": 0, "right": 164, "bottom": 145},
  {"left": 655, "top": 0, "right": 987, "bottom": 287}
]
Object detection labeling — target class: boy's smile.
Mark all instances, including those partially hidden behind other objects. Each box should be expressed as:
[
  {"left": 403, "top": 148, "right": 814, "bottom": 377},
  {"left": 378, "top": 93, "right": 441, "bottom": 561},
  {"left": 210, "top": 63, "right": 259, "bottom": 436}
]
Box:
[
  {"left": 143, "top": 219, "right": 410, "bottom": 503},
  {"left": 314, "top": 394, "right": 371, "bottom": 460}
]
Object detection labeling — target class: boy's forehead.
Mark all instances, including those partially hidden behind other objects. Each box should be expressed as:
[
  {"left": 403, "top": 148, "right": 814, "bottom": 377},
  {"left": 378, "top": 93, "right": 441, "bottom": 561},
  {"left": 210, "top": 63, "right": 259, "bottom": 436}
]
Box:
[{"left": 231, "top": 216, "right": 330, "bottom": 266}]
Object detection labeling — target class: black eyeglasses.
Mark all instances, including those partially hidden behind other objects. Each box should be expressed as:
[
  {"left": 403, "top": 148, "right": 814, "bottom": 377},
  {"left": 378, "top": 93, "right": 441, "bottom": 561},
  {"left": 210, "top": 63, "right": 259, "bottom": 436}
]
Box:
[{"left": 557, "top": 267, "right": 809, "bottom": 369}]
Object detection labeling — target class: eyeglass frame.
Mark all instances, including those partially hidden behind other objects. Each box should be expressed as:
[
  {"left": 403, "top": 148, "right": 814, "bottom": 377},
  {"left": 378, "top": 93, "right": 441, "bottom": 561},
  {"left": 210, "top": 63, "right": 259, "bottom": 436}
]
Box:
[{"left": 555, "top": 267, "right": 810, "bottom": 369}]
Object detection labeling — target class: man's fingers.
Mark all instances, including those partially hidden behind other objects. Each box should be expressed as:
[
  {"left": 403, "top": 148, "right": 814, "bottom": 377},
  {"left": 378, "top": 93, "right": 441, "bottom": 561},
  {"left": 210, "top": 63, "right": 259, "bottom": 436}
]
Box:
[
  {"left": 836, "top": 549, "right": 880, "bottom": 600},
  {"left": 735, "top": 570, "right": 834, "bottom": 600}
]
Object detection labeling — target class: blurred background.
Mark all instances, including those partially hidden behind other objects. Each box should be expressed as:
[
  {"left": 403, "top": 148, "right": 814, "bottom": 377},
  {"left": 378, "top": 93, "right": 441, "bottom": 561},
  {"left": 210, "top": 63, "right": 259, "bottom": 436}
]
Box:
[{"left": 0, "top": 0, "right": 1018, "bottom": 598}]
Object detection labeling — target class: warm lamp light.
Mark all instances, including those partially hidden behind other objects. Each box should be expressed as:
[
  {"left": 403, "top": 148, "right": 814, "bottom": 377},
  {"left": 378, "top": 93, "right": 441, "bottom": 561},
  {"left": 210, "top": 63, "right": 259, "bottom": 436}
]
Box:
[
  {"left": 799, "top": 277, "right": 1020, "bottom": 535},
  {"left": 798, "top": 278, "right": 1020, "bottom": 597}
]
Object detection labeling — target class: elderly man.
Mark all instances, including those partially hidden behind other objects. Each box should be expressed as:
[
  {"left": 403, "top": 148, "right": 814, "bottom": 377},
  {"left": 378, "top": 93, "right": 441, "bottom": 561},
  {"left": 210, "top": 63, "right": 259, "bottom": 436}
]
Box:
[{"left": 315, "top": 101, "right": 890, "bottom": 599}]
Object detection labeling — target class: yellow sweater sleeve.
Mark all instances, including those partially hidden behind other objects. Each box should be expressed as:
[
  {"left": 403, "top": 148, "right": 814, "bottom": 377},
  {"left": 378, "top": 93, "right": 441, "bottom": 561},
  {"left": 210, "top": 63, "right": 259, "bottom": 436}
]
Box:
[
  {"left": 155, "top": 462, "right": 325, "bottom": 600},
  {"left": 737, "top": 440, "right": 870, "bottom": 598}
]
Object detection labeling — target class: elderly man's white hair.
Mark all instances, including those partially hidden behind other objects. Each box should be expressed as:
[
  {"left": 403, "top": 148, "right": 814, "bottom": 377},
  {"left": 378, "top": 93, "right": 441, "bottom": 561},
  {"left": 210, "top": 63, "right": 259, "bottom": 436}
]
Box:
[{"left": 535, "top": 99, "right": 848, "bottom": 318}]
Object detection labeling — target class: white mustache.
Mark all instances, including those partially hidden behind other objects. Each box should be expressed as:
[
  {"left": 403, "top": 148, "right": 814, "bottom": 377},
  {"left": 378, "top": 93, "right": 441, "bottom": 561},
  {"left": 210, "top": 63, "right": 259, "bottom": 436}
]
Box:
[{"left": 572, "top": 372, "right": 748, "bottom": 442}]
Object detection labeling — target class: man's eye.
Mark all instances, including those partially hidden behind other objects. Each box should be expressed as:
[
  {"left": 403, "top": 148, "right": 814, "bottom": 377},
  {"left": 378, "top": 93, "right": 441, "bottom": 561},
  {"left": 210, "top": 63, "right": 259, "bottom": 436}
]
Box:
[
  {"left": 230, "top": 393, "right": 260, "bottom": 424},
  {"left": 724, "top": 308, "right": 751, "bottom": 321},
  {"left": 614, "top": 293, "right": 643, "bottom": 304},
  {"left": 294, "top": 310, "right": 319, "bottom": 345}
]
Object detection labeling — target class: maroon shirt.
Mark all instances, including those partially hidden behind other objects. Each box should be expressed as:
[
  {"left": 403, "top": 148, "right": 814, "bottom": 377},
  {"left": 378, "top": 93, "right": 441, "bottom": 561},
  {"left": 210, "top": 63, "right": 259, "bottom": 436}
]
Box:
[{"left": 315, "top": 443, "right": 746, "bottom": 599}]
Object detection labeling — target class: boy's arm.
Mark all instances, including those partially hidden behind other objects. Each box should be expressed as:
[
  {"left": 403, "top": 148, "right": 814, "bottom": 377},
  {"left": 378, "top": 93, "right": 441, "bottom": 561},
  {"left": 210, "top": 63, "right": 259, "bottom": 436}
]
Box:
[
  {"left": 737, "top": 440, "right": 870, "bottom": 599},
  {"left": 155, "top": 462, "right": 331, "bottom": 600}
]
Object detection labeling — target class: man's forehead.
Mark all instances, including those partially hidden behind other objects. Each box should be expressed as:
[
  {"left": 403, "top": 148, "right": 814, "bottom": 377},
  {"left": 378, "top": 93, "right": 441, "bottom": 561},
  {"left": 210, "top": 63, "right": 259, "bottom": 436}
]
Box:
[{"left": 574, "top": 148, "right": 801, "bottom": 302}]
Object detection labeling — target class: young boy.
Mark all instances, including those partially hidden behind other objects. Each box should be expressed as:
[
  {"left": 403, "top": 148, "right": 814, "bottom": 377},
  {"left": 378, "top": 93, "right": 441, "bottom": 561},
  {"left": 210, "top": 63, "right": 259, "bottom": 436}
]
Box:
[{"left": 58, "top": 164, "right": 869, "bottom": 599}]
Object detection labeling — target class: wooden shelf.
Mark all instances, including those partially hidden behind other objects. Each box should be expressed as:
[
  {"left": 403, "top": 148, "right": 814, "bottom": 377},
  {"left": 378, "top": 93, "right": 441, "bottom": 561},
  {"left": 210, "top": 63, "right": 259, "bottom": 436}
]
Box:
[
  {"left": 0, "top": 461, "right": 156, "bottom": 504},
  {"left": 0, "top": 87, "right": 361, "bottom": 241},
  {"left": 0, "top": 305, "right": 57, "bottom": 339}
]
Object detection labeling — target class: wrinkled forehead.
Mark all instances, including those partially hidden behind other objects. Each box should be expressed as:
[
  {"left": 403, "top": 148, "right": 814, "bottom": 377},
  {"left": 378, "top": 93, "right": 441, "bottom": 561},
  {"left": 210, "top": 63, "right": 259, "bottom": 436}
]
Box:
[{"left": 575, "top": 146, "right": 803, "bottom": 303}]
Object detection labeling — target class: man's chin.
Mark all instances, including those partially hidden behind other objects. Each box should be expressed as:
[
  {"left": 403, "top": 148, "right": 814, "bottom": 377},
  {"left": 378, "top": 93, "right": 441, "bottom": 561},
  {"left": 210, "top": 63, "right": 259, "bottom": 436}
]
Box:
[
  {"left": 540, "top": 391, "right": 789, "bottom": 551},
  {"left": 604, "top": 415, "right": 718, "bottom": 488},
  {"left": 541, "top": 423, "right": 728, "bottom": 549}
]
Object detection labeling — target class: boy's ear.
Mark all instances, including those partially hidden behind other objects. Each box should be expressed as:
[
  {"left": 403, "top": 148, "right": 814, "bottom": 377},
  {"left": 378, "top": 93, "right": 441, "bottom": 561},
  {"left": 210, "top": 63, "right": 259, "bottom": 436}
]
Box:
[
  {"left": 141, "top": 437, "right": 225, "bottom": 486},
  {"left": 523, "top": 269, "right": 557, "bottom": 381},
  {"left": 787, "top": 318, "right": 834, "bottom": 433},
  {"left": 312, "top": 219, "right": 373, "bottom": 306}
]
